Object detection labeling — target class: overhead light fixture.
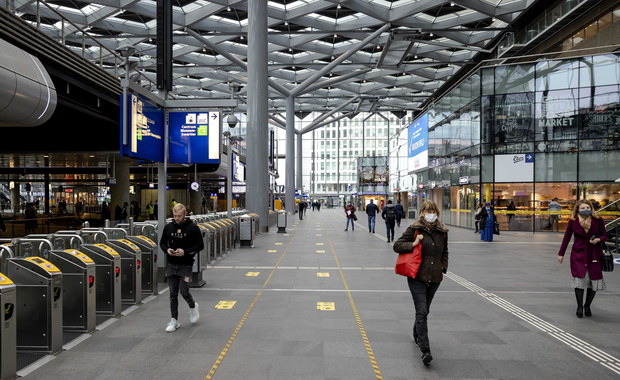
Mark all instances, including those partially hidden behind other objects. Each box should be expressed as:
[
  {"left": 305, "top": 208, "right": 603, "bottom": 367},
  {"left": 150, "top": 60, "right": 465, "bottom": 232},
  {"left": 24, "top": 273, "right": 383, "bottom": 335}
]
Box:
[
  {"left": 337, "top": 4, "right": 342, "bottom": 9},
  {"left": 429, "top": 33, "right": 434, "bottom": 37},
  {"left": 284, "top": 20, "right": 288, "bottom": 26},
  {"left": 450, "top": 1, "right": 455, "bottom": 6},
  {"left": 227, "top": 6, "right": 231, "bottom": 11}
]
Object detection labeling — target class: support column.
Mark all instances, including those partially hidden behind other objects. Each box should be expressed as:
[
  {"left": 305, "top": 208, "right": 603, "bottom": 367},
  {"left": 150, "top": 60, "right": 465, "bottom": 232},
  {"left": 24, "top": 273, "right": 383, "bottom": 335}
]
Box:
[
  {"left": 246, "top": 0, "right": 269, "bottom": 232},
  {"left": 285, "top": 96, "right": 295, "bottom": 214},
  {"left": 296, "top": 131, "right": 303, "bottom": 192},
  {"left": 44, "top": 173, "right": 50, "bottom": 214},
  {"left": 110, "top": 157, "right": 130, "bottom": 225},
  {"left": 11, "top": 177, "right": 19, "bottom": 215}
]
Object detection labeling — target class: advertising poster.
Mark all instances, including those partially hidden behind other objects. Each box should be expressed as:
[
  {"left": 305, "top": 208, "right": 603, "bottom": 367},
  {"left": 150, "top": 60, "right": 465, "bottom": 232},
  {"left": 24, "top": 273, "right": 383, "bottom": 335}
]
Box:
[
  {"left": 495, "top": 153, "right": 534, "bottom": 182},
  {"left": 408, "top": 113, "right": 429, "bottom": 173}
]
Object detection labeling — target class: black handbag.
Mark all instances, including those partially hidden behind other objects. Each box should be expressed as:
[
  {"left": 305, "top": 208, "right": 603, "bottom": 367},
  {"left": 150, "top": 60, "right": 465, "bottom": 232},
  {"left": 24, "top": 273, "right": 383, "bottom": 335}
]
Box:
[
  {"left": 600, "top": 243, "right": 614, "bottom": 272},
  {"left": 493, "top": 222, "right": 500, "bottom": 235}
]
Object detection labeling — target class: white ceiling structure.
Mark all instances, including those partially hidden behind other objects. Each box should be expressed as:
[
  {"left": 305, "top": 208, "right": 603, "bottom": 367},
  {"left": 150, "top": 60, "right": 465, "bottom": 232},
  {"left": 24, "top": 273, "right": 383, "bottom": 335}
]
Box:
[{"left": 9, "top": 0, "right": 539, "bottom": 119}]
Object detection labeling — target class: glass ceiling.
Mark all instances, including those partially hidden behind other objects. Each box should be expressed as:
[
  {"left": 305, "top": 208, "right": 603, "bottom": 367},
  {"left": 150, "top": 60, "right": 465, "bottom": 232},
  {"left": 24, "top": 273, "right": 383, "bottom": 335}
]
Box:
[{"left": 5, "top": 0, "right": 541, "bottom": 118}]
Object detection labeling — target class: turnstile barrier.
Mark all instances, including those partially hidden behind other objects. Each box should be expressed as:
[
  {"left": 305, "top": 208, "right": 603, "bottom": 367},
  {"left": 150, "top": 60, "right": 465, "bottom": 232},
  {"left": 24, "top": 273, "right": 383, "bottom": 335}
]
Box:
[
  {"left": 0, "top": 272, "right": 16, "bottom": 380},
  {"left": 125, "top": 236, "right": 158, "bottom": 296},
  {"left": 79, "top": 244, "right": 122, "bottom": 318},
  {"left": 49, "top": 250, "right": 96, "bottom": 333},
  {"left": 6, "top": 257, "right": 63, "bottom": 355},
  {"left": 105, "top": 239, "right": 142, "bottom": 305}
]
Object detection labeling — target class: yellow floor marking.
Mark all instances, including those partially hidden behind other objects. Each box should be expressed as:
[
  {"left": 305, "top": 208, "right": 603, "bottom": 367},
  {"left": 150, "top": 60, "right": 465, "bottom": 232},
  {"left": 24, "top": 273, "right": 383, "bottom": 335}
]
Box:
[
  {"left": 317, "top": 302, "right": 335, "bottom": 311},
  {"left": 316, "top": 250, "right": 325, "bottom": 253},
  {"left": 326, "top": 238, "right": 384, "bottom": 379},
  {"left": 214, "top": 301, "right": 237, "bottom": 310},
  {"left": 275, "top": 243, "right": 283, "bottom": 245},
  {"left": 245, "top": 272, "right": 260, "bottom": 277},
  {"left": 283, "top": 234, "right": 289, "bottom": 236},
  {"left": 316, "top": 242, "right": 324, "bottom": 246},
  {"left": 317, "top": 272, "right": 330, "bottom": 277},
  {"left": 268, "top": 250, "right": 278, "bottom": 253},
  {"left": 315, "top": 234, "right": 323, "bottom": 236},
  {"left": 204, "top": 235, "right": 292, "bottom": 380}
]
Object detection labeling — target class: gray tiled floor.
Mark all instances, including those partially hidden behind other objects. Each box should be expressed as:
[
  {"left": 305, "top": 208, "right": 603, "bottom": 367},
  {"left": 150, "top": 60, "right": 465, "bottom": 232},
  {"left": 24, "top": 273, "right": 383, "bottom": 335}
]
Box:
[{"left": 22, "top": 210, "right": 620, "bottom": 379}]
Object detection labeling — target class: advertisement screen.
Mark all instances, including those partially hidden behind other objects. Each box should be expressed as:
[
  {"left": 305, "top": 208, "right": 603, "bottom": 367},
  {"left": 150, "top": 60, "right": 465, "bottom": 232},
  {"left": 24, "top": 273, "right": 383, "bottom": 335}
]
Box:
[
  {"left": 408, "top": 113, "right": 428, "bottom": 173},
  {"left": 169, "top": 111, "right": 221, "bottom": 164},
  {"left": 120, "top": 93, "right": 164, "bottom": 162}
]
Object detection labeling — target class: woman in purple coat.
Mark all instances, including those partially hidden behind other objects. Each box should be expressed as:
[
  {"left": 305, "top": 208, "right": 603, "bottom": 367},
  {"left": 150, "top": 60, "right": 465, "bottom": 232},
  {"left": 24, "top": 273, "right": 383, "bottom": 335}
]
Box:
[{"left": 557, "top": 200, "right": 607, "bottom": 318}]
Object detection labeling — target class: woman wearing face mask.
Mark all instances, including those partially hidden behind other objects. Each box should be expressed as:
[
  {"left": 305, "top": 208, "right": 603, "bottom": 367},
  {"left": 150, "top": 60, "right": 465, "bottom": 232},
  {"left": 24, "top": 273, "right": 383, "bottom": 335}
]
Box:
[
  {"left": 393, "top": 200, "right": 449, "bottom": 365},
  {"left": 557, "top": 199, "right": 607, "bottom": 318},
  {"left": 478, "top": 202, "right": 495, "bottom": 242}
]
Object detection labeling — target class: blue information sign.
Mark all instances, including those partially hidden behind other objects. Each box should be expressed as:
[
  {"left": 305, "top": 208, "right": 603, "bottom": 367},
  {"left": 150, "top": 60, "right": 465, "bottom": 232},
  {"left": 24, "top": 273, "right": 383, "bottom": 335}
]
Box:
[
  {"left": 168, "top": 111, "right": 221, "bottom": 164},
  {"left": 408, "top": 113, "right": 428, "bottom": 173},
  {"left": 120, "top": 94, "right": 165, "bottom": 162}
]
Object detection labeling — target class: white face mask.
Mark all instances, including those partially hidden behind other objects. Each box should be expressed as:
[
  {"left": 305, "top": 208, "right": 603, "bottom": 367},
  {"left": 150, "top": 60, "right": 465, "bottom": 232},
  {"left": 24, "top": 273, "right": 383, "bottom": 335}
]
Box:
[{"left": 424, "top": 213, "right": 437, "bottom": 223}]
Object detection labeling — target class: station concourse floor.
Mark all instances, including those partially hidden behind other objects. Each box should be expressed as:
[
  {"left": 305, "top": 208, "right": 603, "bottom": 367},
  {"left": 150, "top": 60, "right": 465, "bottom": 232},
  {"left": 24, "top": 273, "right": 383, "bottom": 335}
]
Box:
[{"left": 21, "top": 210, "right": 620, "bottom": 380}]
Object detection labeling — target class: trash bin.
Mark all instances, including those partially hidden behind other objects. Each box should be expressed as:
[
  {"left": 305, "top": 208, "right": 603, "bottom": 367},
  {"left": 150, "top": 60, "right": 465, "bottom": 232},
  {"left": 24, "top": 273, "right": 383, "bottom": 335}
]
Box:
[
  {"left": 0, "top": 272, "right": 16, "bottom": 380},
  {"left": 48, "top": 250, "right": 96, "bottom": 333},
  {"left": 79, "top": 244, "right": 122, "bottom": 318},
  {"left": 277, "top": 211, "right": 287, "bottom": 233},
  {"left": 6, "top": 257, "right": 63, "bottom": 355},
  {"left": 239, "top": 215, "right": 254, "bottom": 248},
  {"left": 105, "top": 239, "right": 143, "bottom": 305},
  {"left": 125, "top": 236, "right": 158, "bottom": 296}
]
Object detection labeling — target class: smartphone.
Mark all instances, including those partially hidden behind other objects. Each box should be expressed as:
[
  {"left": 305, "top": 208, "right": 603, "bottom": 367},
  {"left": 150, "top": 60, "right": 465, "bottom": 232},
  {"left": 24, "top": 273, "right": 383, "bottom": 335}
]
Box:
[{"left": 590, "top": 235, "right": 596, "bottom": 241}]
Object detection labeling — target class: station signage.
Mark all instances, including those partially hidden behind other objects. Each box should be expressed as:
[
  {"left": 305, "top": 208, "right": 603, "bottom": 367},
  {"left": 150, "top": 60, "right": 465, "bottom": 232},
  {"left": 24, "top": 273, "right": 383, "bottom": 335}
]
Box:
[
  {"left": 120, "top": 93, "right": 165, "bottom": 162},
  {"left": 168, "top": 111, "right": 221, "bottom": 164}
]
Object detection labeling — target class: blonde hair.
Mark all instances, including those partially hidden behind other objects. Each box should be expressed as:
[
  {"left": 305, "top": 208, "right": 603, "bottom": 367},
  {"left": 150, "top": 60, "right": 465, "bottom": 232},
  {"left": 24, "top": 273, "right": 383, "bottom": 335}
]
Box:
[
  {"left": 172, "top": 203, "right": 187, "bottom": 214},
  {"left": 570, "top": 199, "right": 599, "bottom": 220},
  {"left": 420, "top": 200, "right": 440, "bottom": 217}
]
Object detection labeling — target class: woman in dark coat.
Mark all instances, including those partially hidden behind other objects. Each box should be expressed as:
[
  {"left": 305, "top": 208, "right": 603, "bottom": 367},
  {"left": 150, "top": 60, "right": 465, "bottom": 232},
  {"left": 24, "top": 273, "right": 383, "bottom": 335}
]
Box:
[
  {"left": 478, "top": 202, "right": 495, "bottom": 242},
  {"left": 557, "top": 199, "right": 607, "bottom": 318},
  {"left": 393, "top": 200, "right": 448, "bottom": 365}
]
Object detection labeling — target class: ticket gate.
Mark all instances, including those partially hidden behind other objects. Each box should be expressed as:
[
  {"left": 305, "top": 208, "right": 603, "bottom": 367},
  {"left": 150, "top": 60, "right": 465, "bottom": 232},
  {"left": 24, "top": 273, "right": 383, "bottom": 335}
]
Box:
[
  {"left": 203, "top": 223, "right": 222, "bottom": 259},
  {"left": 48, "top": 250, "right": 96, "bottom": 333},
  {"left": 211, "top": 220, "right": 230, "bottom": 253},
  {"left": 0, "top": 272, "right": 16, "bottom": 380},
  {"left": 124, "top": 236, "right": 158, "bottom": 296},
  {"left": 6, "top": 257, "right": 63, "bottom": 355},
  {"left": 79, "top": 244, "right": 122, "bottom": 318},
  {"left": 105, "top": 239, "right": 142, "bottom": 305},
  {"left": 189, "top": 226, "right": 208, "bottom": 288}
]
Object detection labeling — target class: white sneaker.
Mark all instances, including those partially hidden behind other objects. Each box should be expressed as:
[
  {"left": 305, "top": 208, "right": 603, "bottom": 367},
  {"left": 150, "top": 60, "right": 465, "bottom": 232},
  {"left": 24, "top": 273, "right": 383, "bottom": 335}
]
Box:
[
  {"left": 165, "top": 318, "right": 180, "bottom": 332},
  {"left": 189, "top": 303, "right": 200, "bottom": 324}
]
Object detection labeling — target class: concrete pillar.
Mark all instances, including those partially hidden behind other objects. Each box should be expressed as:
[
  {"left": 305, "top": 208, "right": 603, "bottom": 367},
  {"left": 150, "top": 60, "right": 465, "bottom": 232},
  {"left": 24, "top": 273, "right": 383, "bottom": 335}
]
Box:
[
  {"left": 110, "top": 157, "right": 130, "bottom": 224},
  {"left": 285, "top": 96, "right": 295, "bottom": 214},
  {"left": 11, "top": 177, "right": 20, "bottom": 215},
  {"left": 296, "top": 132, "right": 303, "bottom": 191},
  {"left": 246, "top": 0, "right": 269, "bottom": 232}
]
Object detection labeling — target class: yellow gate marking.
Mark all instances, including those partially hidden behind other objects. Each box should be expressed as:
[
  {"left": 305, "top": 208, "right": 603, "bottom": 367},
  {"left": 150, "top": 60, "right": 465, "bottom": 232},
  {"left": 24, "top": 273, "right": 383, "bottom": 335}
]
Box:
[
  {"left": 275, "top": 243, "right": 283, "bottom": 245},
  {"left": 315, "top": 234, "right": 323, "bottom": 236},
  {"left": 316, "top": 250, "right": 325, "bottom": 253},
  {"left": 268, "top": 250, "right": 278, "bottom": 253},
  {"left": 214, "top": 301, "right": 237, "bottom": 310},
  {"left": 317, "top": 272, "right": 330, "bottom": 277},
  {"left": 316, "top": 242, "right": 324, "bottom": 246},
  {"left": 317, "top": 302, "right": 335, "bottom": 311},
  {"left": 245, "top": 272, "right": 260, "bottom": 277}
]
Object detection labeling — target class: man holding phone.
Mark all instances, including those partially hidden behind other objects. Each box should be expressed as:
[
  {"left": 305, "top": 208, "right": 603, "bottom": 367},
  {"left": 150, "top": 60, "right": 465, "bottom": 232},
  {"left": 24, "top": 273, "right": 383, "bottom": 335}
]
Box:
[{"left": 160, "top": 203, "right": 204, "bottom": 332}]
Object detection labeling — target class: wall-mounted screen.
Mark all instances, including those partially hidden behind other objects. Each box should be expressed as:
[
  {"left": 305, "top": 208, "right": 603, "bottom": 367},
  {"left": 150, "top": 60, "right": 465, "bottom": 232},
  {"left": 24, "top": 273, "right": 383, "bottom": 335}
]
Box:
[
  {"left": 408, "top": 113, "right": 428, "bottom": 173},
  {"left": 169, "top": 111, "right": 221, "bottom": 164},
  {"left": 120, "top": 93, "right": 164, "bottom": 162}
]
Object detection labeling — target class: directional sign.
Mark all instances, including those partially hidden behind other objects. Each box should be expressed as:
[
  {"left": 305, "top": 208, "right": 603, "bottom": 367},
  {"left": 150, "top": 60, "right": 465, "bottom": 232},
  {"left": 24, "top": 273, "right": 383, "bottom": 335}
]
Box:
[{"left": 169, "top": 111, "right": 221, "bottom": 163}]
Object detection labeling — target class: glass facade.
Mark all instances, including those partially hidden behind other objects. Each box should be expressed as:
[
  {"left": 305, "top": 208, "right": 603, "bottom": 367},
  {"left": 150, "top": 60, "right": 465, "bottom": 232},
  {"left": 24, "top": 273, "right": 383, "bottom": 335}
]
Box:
[{"left": 403, "top": 53, "right": 620, "bottom": 232}]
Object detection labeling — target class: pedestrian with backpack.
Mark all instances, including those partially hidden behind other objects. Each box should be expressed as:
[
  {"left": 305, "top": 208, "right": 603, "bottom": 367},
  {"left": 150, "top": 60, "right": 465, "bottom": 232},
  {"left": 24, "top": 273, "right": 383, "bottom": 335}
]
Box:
[{"left": 382, "top": 199, "right": 397, "bottom": 243}]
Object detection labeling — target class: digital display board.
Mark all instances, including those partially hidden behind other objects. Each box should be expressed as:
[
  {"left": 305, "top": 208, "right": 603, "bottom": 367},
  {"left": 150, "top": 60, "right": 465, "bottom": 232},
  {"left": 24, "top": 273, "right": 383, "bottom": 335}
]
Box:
[
  {"left": 168, "top": 111, "right": 221, "bottom": 164},
  {"left": 408, "top": 113, "right": 428, "bottom": 173},
  {"left": 120, "top": 93, "right": 165, "bottom": 162},
  {"left": 232, "top": 152, "right": 245, "bottom": 182}
]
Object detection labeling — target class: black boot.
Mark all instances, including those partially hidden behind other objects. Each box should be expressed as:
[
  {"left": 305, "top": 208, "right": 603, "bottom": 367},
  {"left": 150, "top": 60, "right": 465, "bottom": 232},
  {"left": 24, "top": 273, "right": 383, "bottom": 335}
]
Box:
[
  {"left": 584, "top": 288, "right": 596, "bottom": 317},
  {"left": 575, "top": 288, "right": 584, "bottom": 318}
]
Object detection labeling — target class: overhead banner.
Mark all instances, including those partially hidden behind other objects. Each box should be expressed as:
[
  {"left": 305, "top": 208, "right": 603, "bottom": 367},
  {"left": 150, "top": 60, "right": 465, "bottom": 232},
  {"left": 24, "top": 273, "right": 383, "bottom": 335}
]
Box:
[
  {"left": 168, "top": 111, "right": 221, "bottom": 164},
  {"left": 495, "top": 153, "right": 534, "bottom": 182},
  {"left": 408, "top": 113, "right": 428, "bottom": 173},
  {"left": 120, "top": 93, "right": 164, "bottom": 162}
]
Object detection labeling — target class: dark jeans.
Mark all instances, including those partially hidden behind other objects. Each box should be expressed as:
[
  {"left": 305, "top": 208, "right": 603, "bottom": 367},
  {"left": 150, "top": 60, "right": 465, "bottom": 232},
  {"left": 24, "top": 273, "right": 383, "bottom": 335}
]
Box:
[
  {"left": 385, "top": 219, "right": 395, "bottom": 241},
  {"left": 346, "top": 217, "right": 355, "bottom": 230},
  {"left": 167, "top": 264, "right": 195, "bottom": 319},
  {"left": 407, "top": 278, "right": 440, "bottom": 354}
]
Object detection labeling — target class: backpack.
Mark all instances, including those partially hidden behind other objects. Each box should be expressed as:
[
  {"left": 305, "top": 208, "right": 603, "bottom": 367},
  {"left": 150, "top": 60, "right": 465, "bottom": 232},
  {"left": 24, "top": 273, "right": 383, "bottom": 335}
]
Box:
[{"left": 385, "top": 207, "right": 396, "bottom": 221}]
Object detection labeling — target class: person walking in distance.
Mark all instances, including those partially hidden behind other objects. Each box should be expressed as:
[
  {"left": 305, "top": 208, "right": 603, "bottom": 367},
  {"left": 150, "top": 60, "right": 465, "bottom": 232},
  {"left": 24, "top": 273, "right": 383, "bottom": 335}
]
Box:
[
  {"left": 548, "top": 198, "right": 562, "bottom": 232},
  {"left": 557, "top": 199, "right": 607, "bottom": 318},
  {"left": 393, "top": 200, "right": 448, "bottom": 365},
  {"left": 159, "top": 203, "right": 203, "bottom": 332},
  {"left": 394, "top": 200, "right": 405, "bottom": 227},
  {"left": 344, "top": 202, "right": 356, "bottom": 231},
  {"left": 382, "top": 200, "right": 397, "bottom": 242},
  {"left": 365, "top": 199, "right": 379, "bottom": 233}
]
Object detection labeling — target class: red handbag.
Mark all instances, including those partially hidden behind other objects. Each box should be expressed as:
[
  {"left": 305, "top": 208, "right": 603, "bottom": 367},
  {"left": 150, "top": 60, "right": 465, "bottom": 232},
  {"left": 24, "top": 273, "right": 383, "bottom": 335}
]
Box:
[{"left": 395, "top": 231, "right": 422, "bottom": 277}]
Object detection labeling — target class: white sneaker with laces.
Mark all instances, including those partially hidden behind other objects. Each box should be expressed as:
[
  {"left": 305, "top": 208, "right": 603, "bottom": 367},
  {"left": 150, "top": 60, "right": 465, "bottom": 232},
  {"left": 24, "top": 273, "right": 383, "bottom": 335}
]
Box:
[
  {"left": 165, "top": 318, "right": 180, "bottom": 332},
  {"left": 189, "top": 303, "right": 200, "bottom": 324}
]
